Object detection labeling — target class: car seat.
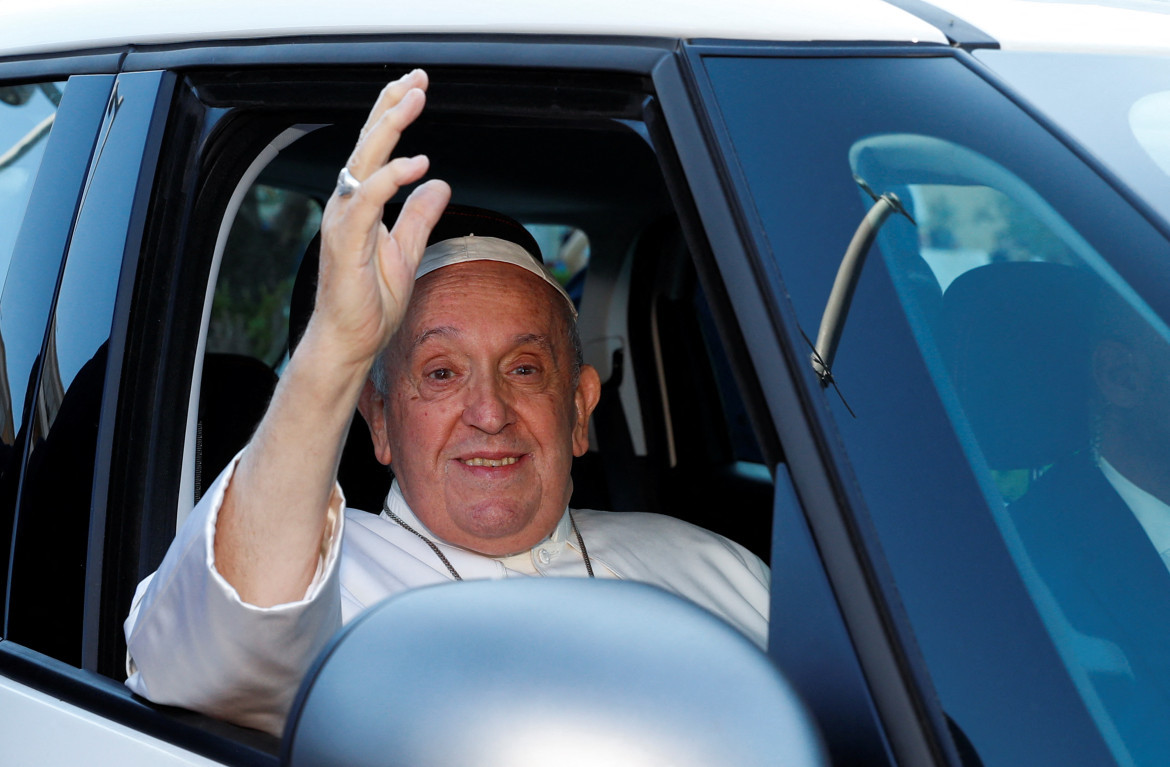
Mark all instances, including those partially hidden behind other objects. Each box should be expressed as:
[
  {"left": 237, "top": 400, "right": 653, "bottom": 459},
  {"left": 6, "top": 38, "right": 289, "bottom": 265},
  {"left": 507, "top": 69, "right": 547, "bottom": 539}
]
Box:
[{"left": 935, "top": 260, "right": 1097, "bottom": 471}]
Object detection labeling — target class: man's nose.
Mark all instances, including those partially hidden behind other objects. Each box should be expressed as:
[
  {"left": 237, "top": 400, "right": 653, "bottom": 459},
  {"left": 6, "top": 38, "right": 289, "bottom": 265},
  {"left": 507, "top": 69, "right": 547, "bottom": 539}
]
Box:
[{"left": 461, "top": 373, "right": 513, "bottom": 433}]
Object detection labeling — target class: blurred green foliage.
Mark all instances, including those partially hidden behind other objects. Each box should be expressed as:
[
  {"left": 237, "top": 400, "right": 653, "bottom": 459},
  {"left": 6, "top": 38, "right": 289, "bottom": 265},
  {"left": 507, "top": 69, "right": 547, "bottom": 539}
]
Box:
[{"left": 208, "top": 185, "right": 321, "bottom": 365}]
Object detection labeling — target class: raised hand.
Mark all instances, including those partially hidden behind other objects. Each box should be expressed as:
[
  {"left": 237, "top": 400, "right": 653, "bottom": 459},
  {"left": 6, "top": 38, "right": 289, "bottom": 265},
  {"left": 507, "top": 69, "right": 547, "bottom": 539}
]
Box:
[
  {"left": 307, "top": 69, "right": 451, "bottom": 373},
  {"left": 214, "top": 71, "right": 449, "bottom": 606}
]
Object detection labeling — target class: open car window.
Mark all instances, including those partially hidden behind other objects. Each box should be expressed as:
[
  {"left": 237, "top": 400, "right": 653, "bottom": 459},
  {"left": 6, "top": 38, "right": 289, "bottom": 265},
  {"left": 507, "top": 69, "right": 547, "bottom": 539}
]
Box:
[{"left": 184, "top": 68, "right": 772, "bottom": 561}]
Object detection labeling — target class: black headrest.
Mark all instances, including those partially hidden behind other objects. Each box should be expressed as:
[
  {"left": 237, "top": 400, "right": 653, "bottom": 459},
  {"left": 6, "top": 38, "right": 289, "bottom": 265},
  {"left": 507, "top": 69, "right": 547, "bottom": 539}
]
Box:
[
  {"left": 937, "top": 261, "right": 1098, "bottom": 470},
  {"left": 289, "top": 204, "right": 542, "bottom": 353}
]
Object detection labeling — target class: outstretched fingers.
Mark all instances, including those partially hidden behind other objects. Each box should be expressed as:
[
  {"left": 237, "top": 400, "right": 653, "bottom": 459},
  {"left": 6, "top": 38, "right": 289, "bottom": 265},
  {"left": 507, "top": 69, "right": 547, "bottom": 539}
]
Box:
[
  {"left": 347, "top": 77, "right": 429, "bottom": 182},
  {"left": 358, "top": 69, "right": 427, "bottom": 142},
  {"left": 327, "top": 153, "right": 430, "bottom": 261},
  {"left": 373, "top": 177, "right": 451, "bottom": 319},
  {"left": 311, "top": 70, "right": 449, "bottom": 363},
  {"left": 327, "top": 72, "right": 434, "bottom": 256},
  {"left": 355, "top": 154, "right": 432, "bottom": 209}
]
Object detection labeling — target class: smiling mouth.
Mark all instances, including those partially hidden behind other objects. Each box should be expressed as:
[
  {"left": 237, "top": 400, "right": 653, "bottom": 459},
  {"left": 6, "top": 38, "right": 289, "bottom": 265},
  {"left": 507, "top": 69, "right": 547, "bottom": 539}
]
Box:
[{"left": 460, "top": 456, "right": 520, "bottom": 467}]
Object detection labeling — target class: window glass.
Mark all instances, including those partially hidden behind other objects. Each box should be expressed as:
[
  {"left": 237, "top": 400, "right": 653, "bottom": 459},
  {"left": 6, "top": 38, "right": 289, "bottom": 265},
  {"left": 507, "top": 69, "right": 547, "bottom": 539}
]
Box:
[
  {"left": 7, "top": 73, "right": 162, "bottom": 666},
  {"left": 525, "top": 223, "right": 590, "bottom": 307},
  {"left": 849, "top": 137, "right": 1170, "bottom": 762},
  {"left": 1129, "top": 89, "right": 1170, "bottom": 179},
  {"left": 915, "top": 184, "right": 1076, "bottom": 288},
  {"left": 0, "top": 81, "right": 65, "bottom": 449},
  {"left": 705, "top": 53, "right": 1170, "bottom": 766},
  {"left": 0, "top": 78, "right": 74, "bottom": 639},
  {"left": 975, "top": 51, "right": 1170, "bottom": 231},
  {"left": 0, "top": 82, "right": 63, "bottom": 291}
]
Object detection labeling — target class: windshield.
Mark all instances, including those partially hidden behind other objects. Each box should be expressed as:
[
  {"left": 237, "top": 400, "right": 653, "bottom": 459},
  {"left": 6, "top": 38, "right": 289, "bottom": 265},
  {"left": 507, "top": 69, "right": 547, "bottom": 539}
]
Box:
[{"left": 976, "top": 50, "right": 1170, "bottom": 232}]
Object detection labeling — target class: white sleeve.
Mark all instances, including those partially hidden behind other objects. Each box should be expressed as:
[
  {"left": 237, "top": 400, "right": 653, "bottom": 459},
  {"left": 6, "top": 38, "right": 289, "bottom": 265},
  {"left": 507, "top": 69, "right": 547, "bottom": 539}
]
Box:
[{"left": 123, "top": 451, "right": 345, "bottom": 737}]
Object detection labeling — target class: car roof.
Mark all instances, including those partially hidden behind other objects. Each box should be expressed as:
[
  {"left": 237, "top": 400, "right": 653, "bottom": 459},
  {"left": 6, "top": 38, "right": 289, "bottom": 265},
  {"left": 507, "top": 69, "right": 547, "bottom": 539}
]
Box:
[
  {"left": 931, "top": 0, "right": 1170, "bottom": 55},
  {"left": 0, "top": 0, "right": 948, "bottom": 59}
]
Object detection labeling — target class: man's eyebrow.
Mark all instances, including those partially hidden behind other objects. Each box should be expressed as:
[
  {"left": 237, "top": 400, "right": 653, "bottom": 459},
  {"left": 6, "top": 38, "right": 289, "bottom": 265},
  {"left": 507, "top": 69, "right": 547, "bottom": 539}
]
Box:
[
  {"left": 410, "top": 326, "right": 459, "bottom": 352},
  {"left": 513, "top": 333, "right": 553, "bottom": 352}
]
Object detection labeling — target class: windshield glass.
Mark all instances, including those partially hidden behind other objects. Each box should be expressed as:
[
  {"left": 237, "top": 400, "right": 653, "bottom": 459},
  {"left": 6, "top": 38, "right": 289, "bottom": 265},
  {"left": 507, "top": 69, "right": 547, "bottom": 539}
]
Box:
[{"left": 976, "top": 50, "right": 1170, "bottom": 231}]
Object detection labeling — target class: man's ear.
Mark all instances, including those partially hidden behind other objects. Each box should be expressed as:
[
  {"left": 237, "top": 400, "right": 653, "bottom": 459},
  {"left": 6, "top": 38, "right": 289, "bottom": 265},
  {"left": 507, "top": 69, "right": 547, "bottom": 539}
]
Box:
[
  {"left": 356, "top": 379, "right": 394, "bottom": 466},
  {"left": 1093, "top": 339, "right": 1148, "bottom": 409},
  {"left": 572, "top": 364, "right": 602, "bottom": 457}
]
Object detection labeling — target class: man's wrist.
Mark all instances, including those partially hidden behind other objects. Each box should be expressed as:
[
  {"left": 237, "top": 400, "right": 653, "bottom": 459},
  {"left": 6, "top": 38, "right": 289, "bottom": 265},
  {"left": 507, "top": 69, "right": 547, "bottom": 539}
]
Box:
[{"left": 289, "top": 322, "right": 379, "bottom": 402}]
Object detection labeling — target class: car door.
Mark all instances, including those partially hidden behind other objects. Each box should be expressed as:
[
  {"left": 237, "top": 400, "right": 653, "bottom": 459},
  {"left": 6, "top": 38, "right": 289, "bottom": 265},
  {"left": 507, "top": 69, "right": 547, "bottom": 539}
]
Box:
[
  {"left": 0, "top": 59, "right": 269, "bottom": 764},
  {"left": 686, "top": 42, "right": 1170, "bottom": 767}
]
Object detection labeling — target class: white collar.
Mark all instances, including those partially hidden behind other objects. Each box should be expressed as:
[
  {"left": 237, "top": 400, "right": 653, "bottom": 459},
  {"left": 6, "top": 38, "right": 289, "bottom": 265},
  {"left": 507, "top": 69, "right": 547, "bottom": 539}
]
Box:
[
  {"left": 1099, "top": 455, "right": 1170, "bottom": 571},
  {"left": 381, "top": 479, "right": 573, "bottom": 561}
]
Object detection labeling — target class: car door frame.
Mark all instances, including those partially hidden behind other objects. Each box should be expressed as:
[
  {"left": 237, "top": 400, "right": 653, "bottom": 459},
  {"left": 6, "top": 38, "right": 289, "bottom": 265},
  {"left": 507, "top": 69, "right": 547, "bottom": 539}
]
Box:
[{"left": 663, "top": 40, "right": 971, "bottom": 767}]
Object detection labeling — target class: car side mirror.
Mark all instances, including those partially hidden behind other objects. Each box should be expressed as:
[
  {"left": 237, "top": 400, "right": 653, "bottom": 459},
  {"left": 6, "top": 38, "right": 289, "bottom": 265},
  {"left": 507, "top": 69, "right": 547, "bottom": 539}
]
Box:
[{"left": 281, "top": 578, "right": 825, "bottom": 766}]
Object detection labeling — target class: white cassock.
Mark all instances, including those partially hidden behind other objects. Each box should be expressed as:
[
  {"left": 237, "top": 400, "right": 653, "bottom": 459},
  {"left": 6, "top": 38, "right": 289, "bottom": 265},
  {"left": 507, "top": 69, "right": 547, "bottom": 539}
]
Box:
[{"left": 123, "top": 453, "right": 771, "bottom": 736}]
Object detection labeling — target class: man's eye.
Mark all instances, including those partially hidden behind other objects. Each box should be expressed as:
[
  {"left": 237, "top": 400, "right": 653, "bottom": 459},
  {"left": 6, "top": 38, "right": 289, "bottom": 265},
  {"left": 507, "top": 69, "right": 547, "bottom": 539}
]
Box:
[
  {"left": 426, "top": 368, "right": 454, "bottom": 381},
  {"left": 513, "top": 365, "right": 537, "bottom": 376}
]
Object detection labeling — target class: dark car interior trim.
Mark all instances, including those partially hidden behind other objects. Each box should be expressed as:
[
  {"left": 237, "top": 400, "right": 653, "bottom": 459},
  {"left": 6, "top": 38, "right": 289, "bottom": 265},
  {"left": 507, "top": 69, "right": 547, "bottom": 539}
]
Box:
[
  {"left": 121, "top": 35, "right": 676, "bottom": 74},
  {"left": 0, "top": 51, "right": 124, "bottom": 80}
]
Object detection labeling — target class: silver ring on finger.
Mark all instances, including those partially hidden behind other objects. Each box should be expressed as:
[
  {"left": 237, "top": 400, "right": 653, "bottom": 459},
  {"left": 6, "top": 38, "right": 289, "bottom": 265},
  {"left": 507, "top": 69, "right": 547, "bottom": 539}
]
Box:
[{"left": 335, "top": 167, "right": 362, "bottom": 198}]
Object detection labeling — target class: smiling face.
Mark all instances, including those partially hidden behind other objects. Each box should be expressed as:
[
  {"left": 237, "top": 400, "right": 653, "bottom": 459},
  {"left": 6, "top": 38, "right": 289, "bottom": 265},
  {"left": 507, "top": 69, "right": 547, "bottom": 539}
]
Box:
[{"left": 358, "top": 260, "right": 600, "bottom": 555}]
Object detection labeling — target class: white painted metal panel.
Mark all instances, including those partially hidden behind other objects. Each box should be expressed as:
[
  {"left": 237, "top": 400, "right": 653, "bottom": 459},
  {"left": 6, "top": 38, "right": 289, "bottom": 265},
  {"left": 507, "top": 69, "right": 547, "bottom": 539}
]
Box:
[
  {"left": 0, "top": 0, "right": 946, "bottom": 59},
  {"left": 0, "top": 675, "right": 228, "bottom": 766},
  {"left": 930, "top": 0, "right": 1170, "bottom": 55}
]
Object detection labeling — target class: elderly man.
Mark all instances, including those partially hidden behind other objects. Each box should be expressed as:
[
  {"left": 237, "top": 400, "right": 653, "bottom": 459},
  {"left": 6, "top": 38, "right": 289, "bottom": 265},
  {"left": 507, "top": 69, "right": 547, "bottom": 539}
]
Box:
[{"left": 123, "top": 69, "right": 769, "bottom": 736}]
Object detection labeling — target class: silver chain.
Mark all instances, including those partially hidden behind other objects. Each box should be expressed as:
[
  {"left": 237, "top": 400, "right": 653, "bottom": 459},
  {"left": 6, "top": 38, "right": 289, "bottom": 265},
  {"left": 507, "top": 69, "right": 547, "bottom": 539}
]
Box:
[
  {"left": 382, "top": 502, "right": 594, "bottom": 580},
  {"left": 382, "top": 504, "right": 463, "bottom": 581},
  {"left": 570, "top": 510, "right": 594, "bottom": 578}
]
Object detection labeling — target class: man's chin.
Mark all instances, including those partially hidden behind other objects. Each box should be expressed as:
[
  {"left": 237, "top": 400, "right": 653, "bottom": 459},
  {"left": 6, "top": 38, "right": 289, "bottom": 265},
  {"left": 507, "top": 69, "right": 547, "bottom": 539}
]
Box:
[{"left": 446, "top": 496, "right": 553, "bottom": 553}]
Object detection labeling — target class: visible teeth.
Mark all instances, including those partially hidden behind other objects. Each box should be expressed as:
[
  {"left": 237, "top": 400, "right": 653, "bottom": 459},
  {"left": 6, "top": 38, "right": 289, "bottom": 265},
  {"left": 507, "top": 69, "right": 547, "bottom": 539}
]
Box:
[{"left": 462, "top": 457, "right": 518, "bottom": 467}]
